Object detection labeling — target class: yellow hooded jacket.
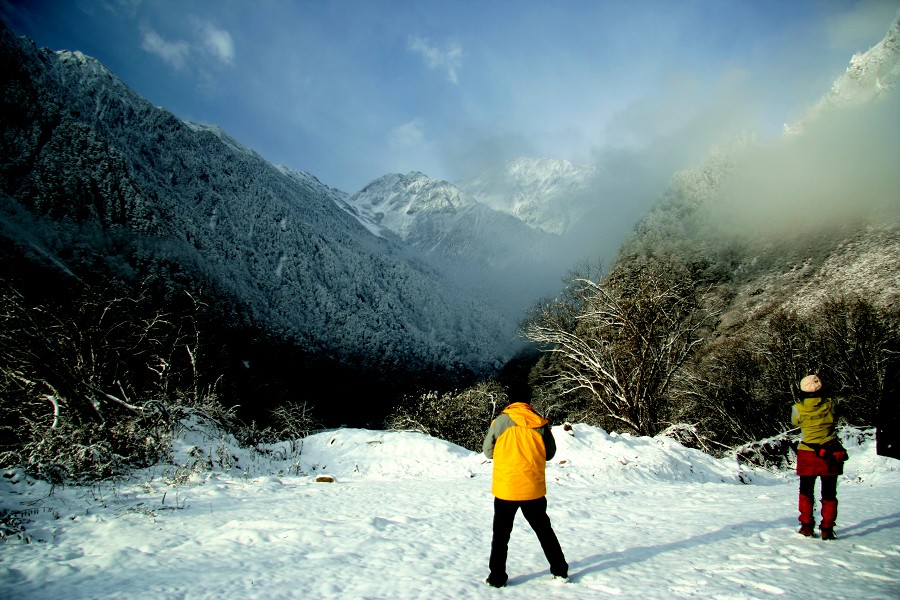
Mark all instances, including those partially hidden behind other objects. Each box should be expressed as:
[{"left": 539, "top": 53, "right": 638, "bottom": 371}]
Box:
[
  {"left": 482, "top": 402, "right": 556, "bottom": 501},
  {"left": 791, "top": 396, "right": 837, "bottom": 451}
]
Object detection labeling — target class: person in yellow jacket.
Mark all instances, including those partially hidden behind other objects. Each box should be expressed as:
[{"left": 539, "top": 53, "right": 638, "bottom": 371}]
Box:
[
  {"left": 791, "top": 374, "right": 847, "bottom": 540},
  {"left": 482, "top": 401, "right": 568, "bottom": 587}
]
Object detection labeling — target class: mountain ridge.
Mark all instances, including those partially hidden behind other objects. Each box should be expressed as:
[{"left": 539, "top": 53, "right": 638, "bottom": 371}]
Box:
[{"left": 459, "top": 157, "right": 599, "bottom": 235}]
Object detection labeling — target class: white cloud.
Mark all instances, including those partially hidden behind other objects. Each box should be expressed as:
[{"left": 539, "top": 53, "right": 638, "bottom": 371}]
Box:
[
  {"left": 139, "top": 19, "right": 235, "bottom": 74},
  {"left": 389, "top": 119, "right": 426, "bottom": 148},
  {"left": 195, "top": 20, "right": 235, "bottom": 65},
  {"left": 408, "top": 35, "right": 462, "bottom": 84},
  {"left": 96, "top": 0, "right": 143, "bottom": 19},
  {"left": 140, "top": 26, "right": 190, "bottom": 70}
]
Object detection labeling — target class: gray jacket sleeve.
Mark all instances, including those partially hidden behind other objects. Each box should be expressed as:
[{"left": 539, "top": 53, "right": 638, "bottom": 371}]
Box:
[
  {"left": 482, "top": 414, "right": 511, "bottom": 459},
  {"left": 482, "top": 424, "right": 496, "bottom": 459}
]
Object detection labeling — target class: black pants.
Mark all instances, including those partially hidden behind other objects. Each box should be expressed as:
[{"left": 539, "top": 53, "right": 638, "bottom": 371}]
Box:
[
  {"left": 800, "top": 475, "right": 837, "bottom": 500},
  {"left": 489, "top": 496, "right": 568, "bottom": 584}
]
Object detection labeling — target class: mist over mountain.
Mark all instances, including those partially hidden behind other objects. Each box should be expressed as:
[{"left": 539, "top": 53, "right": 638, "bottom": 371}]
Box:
[
  {"left": 505, "top": 15, "right": 899, "bottom": 446},
  {"left": 618, "top": 15, "right": 900, "bottom": 327},
  {"left": 714, "top": 18, "right": 899, "bottom": 241},
  {"left": 459, "top": 158, "right": 599, "bottom": 235}
]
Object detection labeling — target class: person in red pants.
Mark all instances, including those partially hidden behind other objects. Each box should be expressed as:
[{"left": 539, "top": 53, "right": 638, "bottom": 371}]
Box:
[
  {"left": 791, "top": 374, "right": 847, "bottom": 540},
  {"left": 482, "top": 401, "right": 568, "bottom": 587}
]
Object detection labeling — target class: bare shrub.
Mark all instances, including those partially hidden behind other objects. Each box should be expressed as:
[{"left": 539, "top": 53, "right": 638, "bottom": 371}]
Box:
[
  {"left": 669, "top": 334, "right": 780, "bottom": 448},
  {"left": 270, "top": 400, "right": 322, "bottom": 441},
  {"left": 0, "top": 279, "right": 226, "bottom": 481},
  {"left": 658, "top": 422, "right": 731, "bottom": 454},
  {"left": 386, "top": 380, "right": 507, "bottom": 450},
  {"left": 732, "top": 430, "right": 796, "bottom": 472}
]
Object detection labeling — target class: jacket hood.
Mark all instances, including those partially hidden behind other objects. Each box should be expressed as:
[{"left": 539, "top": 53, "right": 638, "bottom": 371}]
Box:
[{"left": 502, "top": 402, "right": 548, "bottom": 428}]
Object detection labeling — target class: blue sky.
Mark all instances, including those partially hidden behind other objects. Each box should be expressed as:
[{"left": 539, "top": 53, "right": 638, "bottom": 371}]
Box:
[{"left": 2, "top": 0, "right": 897, "bottom": 193}]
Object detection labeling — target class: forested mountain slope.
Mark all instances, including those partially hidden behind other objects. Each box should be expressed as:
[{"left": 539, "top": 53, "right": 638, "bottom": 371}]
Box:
[{"left": 0, "top": 21, "right": 517, "bottom": 423}]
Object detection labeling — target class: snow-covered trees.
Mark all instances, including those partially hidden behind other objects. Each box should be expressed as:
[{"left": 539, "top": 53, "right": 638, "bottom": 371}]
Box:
[{"left": 524, "top": 258, "right": 717, "bottom": 436}]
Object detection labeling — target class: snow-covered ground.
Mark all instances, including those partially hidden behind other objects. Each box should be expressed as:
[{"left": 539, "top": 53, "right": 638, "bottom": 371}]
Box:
[{"left": 1, "top": 423, "right": 898, "bottom": 599}]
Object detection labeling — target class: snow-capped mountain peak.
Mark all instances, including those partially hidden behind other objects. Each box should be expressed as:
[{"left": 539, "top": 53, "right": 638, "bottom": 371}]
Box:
[
  {"left": 346, "top": 172, "right": 474, "bottom": 240},
  {"left": 786, "top": 15, "right": 899, "bottom": 134},
  {"left": 459, "top": 157, "right": 598, "bottom": 235}
]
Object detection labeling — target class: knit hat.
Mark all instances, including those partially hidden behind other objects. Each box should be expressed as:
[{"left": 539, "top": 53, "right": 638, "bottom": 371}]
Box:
[{"left": 799, "top": 374, "right": 822, "bottom": 393}]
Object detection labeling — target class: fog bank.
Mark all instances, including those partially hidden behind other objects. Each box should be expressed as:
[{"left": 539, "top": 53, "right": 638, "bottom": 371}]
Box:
[{"left": 713, "top": 93, "right": 900, "bottom": 237}]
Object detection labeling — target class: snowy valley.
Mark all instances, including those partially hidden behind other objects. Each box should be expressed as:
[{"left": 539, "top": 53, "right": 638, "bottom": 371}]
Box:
[{"left": 1, "top": 7, "right": 899, "bottom": 600}]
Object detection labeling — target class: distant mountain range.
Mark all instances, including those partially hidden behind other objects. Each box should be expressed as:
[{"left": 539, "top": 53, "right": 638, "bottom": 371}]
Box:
[
  {"left": 460, "top": 157, "right": 600, "bottom": 235},
  {"left": 340, "top": 167, "right": 591, "bottom": 315}
]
